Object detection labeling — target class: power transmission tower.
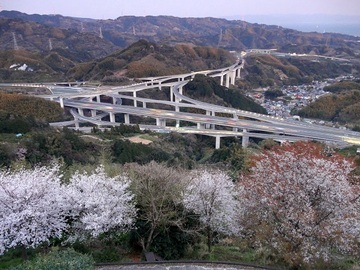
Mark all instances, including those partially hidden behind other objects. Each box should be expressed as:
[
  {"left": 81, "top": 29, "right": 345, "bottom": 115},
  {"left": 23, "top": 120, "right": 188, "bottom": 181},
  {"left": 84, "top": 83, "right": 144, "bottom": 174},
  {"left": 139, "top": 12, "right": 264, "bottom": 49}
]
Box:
[
  {"left": 217, "top": 28, "right": 223, "bottom": 48},
  {"left": 99, "top": 27, "right": 103, "bottom": 39},
  {"left": 48, "top": 38, "right": 53, "bottom": 50},
  {"left": 12, "top": 32, "right": 19, "bottom": 50}
]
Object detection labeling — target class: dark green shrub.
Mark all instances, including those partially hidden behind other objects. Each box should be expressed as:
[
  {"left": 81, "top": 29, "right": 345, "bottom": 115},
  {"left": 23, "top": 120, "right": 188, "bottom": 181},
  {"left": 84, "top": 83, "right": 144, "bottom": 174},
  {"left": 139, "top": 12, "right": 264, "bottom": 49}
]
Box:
[{"left": 9, "top": 248, "right": 94, "bottom": 270}]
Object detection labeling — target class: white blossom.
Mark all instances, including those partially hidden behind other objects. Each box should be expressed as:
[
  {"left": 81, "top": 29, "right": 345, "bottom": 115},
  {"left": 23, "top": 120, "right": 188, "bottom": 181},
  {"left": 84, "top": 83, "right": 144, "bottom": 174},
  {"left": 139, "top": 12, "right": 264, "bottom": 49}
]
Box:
[
  {"left": 66, "top": 166, "right": 136, "bottom": 239},
  {"left": 0, "top": 165, "right": 68, "bottom": 254},
  {"left": 238, "top": 142, "right": 360, "bottom": 264},
  {"left": 183, "top": 169, "right": 240, "bottom": 237}
]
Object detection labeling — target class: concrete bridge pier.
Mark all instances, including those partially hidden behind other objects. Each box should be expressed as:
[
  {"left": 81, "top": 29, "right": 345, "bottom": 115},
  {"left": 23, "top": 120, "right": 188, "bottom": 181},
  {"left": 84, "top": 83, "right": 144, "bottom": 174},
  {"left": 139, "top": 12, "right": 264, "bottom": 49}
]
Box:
[
  {"left": 242, "top": 129, "right": 249, "bottom": 148},
  {"left": 156, "top": 118, "right": 166, "bottom": 127},
  {"left": 236, "top": 67, "right": 241, "bottom": 79},
  {"left": 78, "top": 108, "right": 84, "bottom": 116},
  {"left": 215, "top": 136, "right": 221, "bottom": 149},
  {"left": 170, "top": 86, "right": 174, "bottom": 102},
  {"left": 109, "top": 112, "right": 116, "bottom": 123},
  {"left": 197, "top": 123, "right": 205, "bottom": 129},
  {"left": 230, "top": 70, "right": 236, "bottom": 85},
  {"left": 96, "top": 95, "right": 101, "bottom": 103},
  {"left": 175, "top": 106, "right": 180, "bottom": 127},
  {"left": 59, "top": 97, "right": 64, "bottom": 108},
  {"left": 91, "top": 110, "right": 97, "bottom": 117},
  {"left": 143, "top": 102, "right": 147, "bottom": 108},
  {"left": 211, "top": 111, "right": 216, "bottom": 129},
  {"left": 225, "top": 72, "right": 230, "bottom": 88},
  {"left": 74, "top": 118, "right": 80, "bottom": 130},
  {"left": 133, "top": 91, "right": 137, "bottom": 107},
  {"left": 205, "top": 111, "right": 211, "bottom": 129},
  {"left": 124, "top": 114, "right": 130, "bottom": 124},
  {"left": 220, "top": 73, "right": 224, "bottom": 86}
]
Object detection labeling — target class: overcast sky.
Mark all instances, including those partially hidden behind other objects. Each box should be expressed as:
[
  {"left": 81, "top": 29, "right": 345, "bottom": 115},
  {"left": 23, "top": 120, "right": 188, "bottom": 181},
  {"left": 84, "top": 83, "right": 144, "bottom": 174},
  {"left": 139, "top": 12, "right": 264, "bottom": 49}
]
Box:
[{"left": 1, "top": 0, "right": 360, "bottom": 20}]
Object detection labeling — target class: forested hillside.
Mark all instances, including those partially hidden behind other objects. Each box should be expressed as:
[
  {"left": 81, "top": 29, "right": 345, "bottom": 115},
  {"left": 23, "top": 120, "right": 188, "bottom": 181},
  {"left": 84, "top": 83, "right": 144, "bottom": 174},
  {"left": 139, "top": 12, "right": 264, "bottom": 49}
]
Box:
[
  {"left": 296, "top": 89, "right": 360, "bottom": 126},
  {"left": 2, "top": 10, "right": 360, "bottom": 57},
  {"left": 68, "top": 39, "right": 235, "bottom": 81}
]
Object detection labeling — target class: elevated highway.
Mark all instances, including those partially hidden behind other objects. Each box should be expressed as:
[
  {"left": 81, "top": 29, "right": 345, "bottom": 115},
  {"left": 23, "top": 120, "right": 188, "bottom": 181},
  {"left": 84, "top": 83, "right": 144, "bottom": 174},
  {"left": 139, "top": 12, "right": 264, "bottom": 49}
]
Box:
[{"left": 2, "top": 61, "right": 360, "bottom": 149}]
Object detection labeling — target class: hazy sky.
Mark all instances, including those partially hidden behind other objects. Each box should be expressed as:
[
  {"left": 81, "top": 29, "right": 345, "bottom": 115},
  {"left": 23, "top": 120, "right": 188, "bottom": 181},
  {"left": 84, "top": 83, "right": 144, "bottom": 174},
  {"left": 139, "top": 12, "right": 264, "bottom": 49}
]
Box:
[{"left": 1, "top": 0, "right": 360, "bottom": 20}]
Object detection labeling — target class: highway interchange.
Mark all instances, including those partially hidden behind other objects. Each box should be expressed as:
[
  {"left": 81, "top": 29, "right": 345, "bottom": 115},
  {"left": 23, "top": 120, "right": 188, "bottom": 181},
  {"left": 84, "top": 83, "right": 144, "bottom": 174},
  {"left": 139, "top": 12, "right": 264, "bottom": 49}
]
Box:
[{"left": 2, "top": 61, "right": 360, "bottom": 149}]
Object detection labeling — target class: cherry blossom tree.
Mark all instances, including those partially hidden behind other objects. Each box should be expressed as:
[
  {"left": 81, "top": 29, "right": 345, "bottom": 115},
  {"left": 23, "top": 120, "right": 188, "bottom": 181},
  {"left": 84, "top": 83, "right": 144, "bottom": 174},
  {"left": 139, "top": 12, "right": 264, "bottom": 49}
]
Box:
[
  {"left": 0, "top": 164, "right": 68, "bottom": 255},
  {"left": 65, "top": 166, "right": 136, "bottom": 240},
  {"left": 238, "top": 141, "right": 359, "bottom": 266},
  {"left": 183, "top": 169, "right": 240, "bottom": 251}
]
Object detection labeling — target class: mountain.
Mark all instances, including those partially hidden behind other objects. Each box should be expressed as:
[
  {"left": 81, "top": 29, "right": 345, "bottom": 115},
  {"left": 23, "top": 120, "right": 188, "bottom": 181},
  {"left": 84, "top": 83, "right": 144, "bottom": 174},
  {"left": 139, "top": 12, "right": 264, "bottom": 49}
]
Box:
[
  {"left": 0, "top": 11, "right": 358, "bottom": 85},
  {"left": 0, "top": 17, "right": 119, "bottom": 61},
  {"left": 239, "top": 54, "right": 356, "bottom": 88},
  {"left": 1, "top": 11, "right": 359, "bottom": 59},
  {"left": 68, "top": 39, "right": 236, "bottom": 81}
]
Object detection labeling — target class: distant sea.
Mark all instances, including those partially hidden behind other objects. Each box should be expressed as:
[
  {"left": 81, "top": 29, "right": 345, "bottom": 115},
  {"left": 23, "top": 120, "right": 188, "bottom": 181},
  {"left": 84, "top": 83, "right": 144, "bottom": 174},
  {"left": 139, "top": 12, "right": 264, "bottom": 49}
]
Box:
[
  {"left": 281, "top": 23, "right": 360, "bottom": 37},
  {"left": 231, "top": 15, "right": 360, "bottom": 37}
]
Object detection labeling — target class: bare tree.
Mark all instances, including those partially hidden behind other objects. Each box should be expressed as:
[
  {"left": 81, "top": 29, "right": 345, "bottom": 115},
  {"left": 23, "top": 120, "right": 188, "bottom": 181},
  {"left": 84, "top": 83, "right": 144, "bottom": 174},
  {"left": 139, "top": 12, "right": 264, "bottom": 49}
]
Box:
[{"left": 126, "top": 161, "right": 190, "bottom": 252}]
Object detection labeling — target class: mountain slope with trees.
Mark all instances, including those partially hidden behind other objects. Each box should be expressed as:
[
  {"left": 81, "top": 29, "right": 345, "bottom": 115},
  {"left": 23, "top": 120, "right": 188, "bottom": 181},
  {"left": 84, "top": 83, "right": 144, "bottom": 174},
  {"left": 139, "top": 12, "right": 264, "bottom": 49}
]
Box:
[
  {"left": 296, "top": 89, "right": 360, "bottom": 126},
  {"left": 68, "top": 39, "right": 236, "bottom": 81},
  {"left": 1, "top": 10, "right": 359, "bottom": 58}
]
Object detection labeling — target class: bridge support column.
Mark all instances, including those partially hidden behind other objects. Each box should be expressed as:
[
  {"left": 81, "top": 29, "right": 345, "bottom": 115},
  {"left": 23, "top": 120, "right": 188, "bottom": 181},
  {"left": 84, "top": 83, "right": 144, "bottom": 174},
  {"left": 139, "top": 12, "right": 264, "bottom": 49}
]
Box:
[
  {"left": 236, "top": 68, "right": 241, "bottom": 79},
  {"left": 143, "top": 102, "right": 146, "bottom": 108},
  {"left": 59, "top": 97, "right": 64, "bottom": 108},
  {"left": 225, "top": 73, "right": 230, "bottom": 88},
  {"left": 96, "top": 95, "right": 101, "bottom": 103},
  {"left": 197, "top": 123, "right": 205, "bottom": 129},
  {"left": 156, "top": 118, "right": 166, "bottom": 127},
  {"left": 109, "top": 112, "right": 115, "bottom": 123},
  {"left": 220, "top": 74, "right": 224, "bottom": 86},
  {"left": 133, "top": 91, "right": 137, "bottom": 107},
  {"left": 175, "top": 86, "right": 184, "bottom": 102},
  {"left": 242, "top": 129, "right": 249, "bottom": 148},
  {"left": 211, "top": 111, "right": 216, "bottom": 129},
  {"left": 175, "top": 106, "right": 180, "bottom": 127},
  {"left": 74, "top": 118, "right": 80, "bottom": 130},
  {"left": 205, "top": 111, "right": 211, "bottom": 129},
  {"left": 231, "top": 70, "right": 236, "bottom": 85},
  {"left": 78, "top": 108, "right": 84, "bottom": 116},
  {"left": 124, "top": 114, "right": 130, "bottom": 124},
  {"left": 170, "top": 86, "right": 174, "bottom": 102},
  {"left": 215, "top": 136, "right": 221, "bottom": 149},
  {"left": 91, "top": 110, "right": 97, "bottom": 117}
]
